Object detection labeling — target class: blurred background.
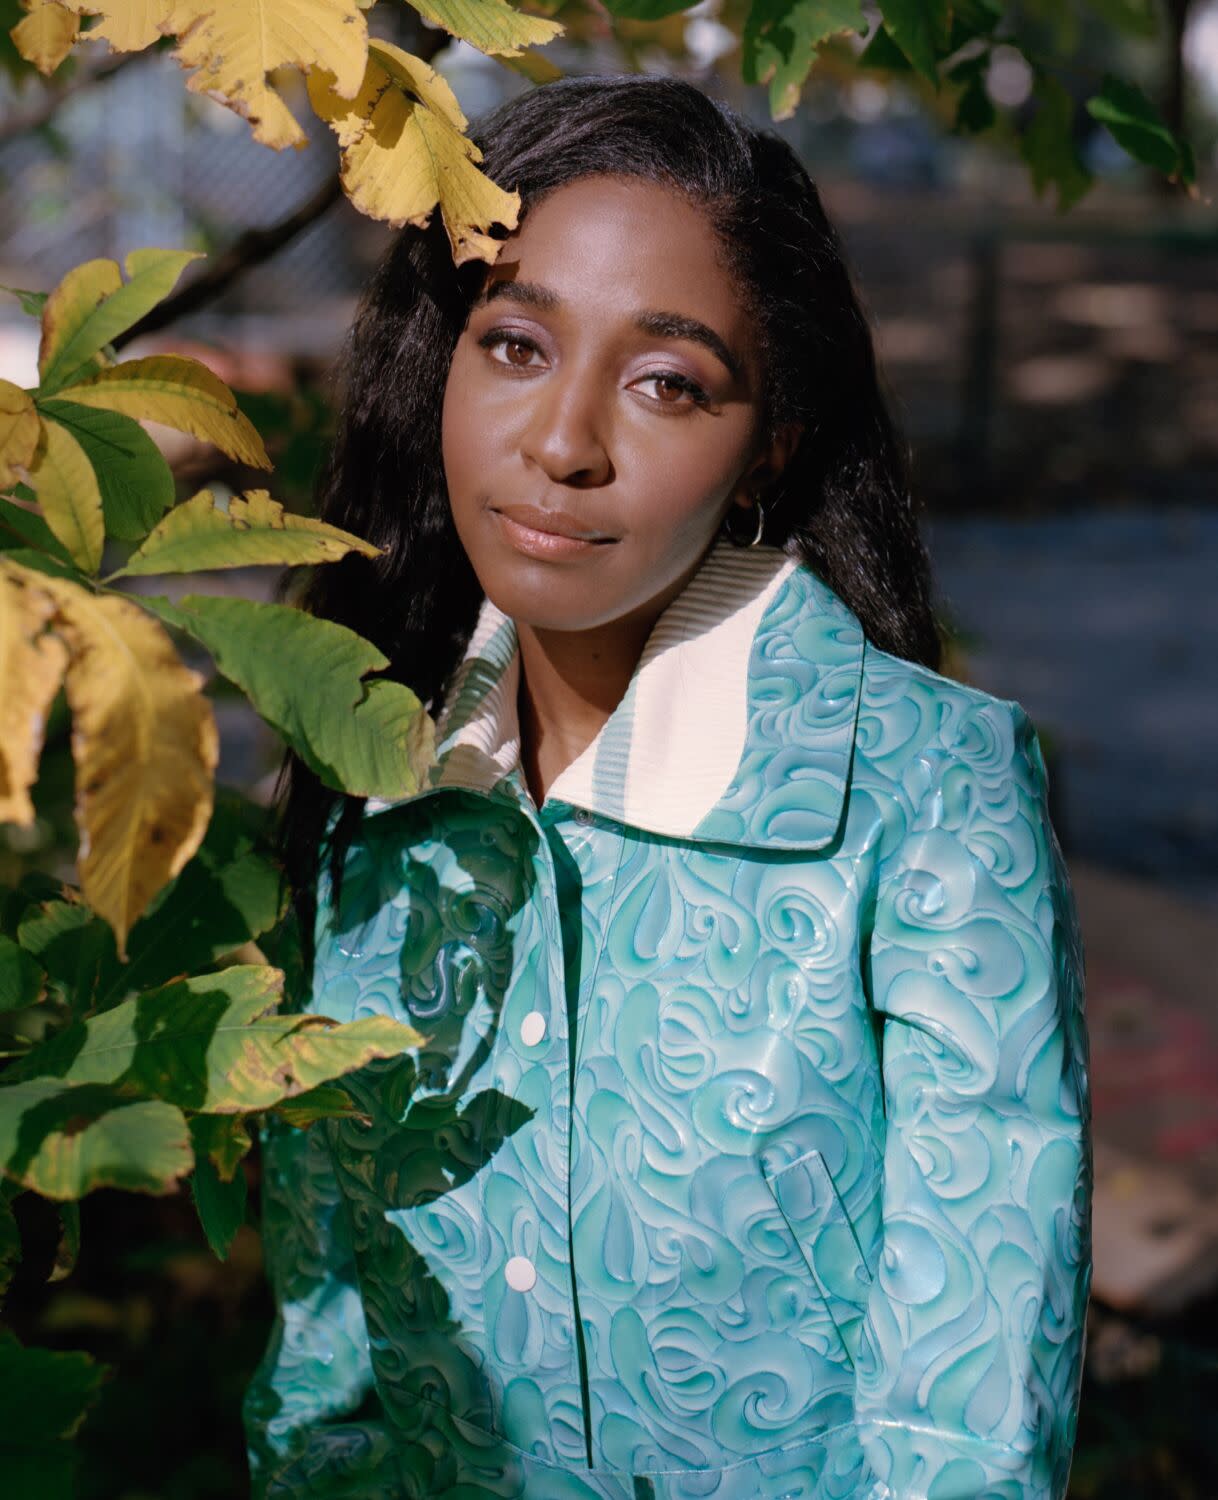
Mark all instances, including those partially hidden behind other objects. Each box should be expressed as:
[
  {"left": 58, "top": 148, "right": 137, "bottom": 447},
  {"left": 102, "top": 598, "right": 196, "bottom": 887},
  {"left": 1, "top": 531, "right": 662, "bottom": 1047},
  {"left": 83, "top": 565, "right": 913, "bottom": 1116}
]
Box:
[{"left": 1, "top": 1, "right": 1216, "bottom": 1494}]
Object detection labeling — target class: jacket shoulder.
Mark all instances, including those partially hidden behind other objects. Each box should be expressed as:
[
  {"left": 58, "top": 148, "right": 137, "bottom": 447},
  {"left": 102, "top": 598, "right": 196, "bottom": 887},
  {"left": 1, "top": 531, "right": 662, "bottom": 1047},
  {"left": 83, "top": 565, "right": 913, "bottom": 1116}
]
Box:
[
  {"left": 860, "top": 639, "right": 1026, "bottom": 722},
  {"left": 857, "top": 639, "right": 1039, "bottom": 762},
  {"left": 853, "top": 641, "right": 1051, "bottom": 848}
]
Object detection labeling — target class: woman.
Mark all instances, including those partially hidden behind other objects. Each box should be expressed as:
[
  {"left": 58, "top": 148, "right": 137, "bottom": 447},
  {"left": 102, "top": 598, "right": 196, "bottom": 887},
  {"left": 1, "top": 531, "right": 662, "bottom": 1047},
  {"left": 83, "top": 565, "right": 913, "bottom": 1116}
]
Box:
[{"left": 244, "top": 74, "right": 1092, "bottom": 1500}]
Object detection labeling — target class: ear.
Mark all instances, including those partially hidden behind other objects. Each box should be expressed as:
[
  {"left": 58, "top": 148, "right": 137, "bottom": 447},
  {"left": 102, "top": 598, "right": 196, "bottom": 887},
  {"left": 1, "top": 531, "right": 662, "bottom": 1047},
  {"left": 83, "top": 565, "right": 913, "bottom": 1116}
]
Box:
[{"left": 729, "top": 420, "right": 806, "bottom": 509}]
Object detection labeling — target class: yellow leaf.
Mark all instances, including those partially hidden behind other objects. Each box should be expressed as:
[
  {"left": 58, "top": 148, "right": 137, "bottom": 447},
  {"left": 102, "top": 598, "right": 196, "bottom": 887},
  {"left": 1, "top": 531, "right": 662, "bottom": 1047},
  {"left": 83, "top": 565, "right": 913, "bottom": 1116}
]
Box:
[
  {"left": 0, "top": 380, "right": 40, "bottom": 487},
  {"left": 39, "top": 247, "right": 204, "bottom": 393},
  {"left": 52, "top": 355, "right": 271, "bottom": 469},
  {"left": 113, "top": 486, "right": 383, "bottom": 576},
  {"left": 308, "top": 50, "right": 520, "bottom": 266},
  {"left": 367, "top": 39, "right": 467, "bottom": 132},
  {"left": 57, "top": 0, "right": 174, "bottom": 52},
  {"left": 11, "top": 1, "right": 80, "bottom": 75},
  {"left": 0, "top": 562, "right": 69, "bottom": 826},
  {"left": 26, "top": 416, "right": 105, "bottom": 574},
  {"left": 17, "top": 569, "right": 218, "bottom": 959},
  {"left": 38, "top": 257, "right": 122, "bottom": 388},
  {"left": 162, "top": 0, "right": 369, "bottom": 150},
  {"left": 405, "top": 0, "right": 562, "bottom": 57},
  {"left": 497, "top": 48, "right": 564, "bottom": 85}
]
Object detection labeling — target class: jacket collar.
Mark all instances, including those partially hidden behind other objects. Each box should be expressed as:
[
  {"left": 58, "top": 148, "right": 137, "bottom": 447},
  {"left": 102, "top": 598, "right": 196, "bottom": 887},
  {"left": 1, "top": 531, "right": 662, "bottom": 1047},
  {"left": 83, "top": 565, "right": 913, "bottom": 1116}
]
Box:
[{"left": 366, "top": 535, "right": 866, "bottom": 851}]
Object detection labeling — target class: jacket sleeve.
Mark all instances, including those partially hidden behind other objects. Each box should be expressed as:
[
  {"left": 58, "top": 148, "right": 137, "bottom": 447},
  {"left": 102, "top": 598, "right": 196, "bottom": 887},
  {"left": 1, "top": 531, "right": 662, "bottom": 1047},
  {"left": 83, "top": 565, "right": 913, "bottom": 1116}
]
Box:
[
  {"left": 242, "top": 1109, "right": 397, "bottom": 1499},
  {"left": 855, "top": 698, "right": 1093, "bottom": 1500},
  {"left": 242, "top": 867, "right": 397, "bottom": 1499}
]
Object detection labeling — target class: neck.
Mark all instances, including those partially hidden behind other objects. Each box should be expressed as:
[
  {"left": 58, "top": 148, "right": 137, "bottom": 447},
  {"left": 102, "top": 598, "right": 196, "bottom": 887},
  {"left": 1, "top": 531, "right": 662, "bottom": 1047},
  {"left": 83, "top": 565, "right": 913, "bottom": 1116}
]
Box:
[
  {"left": 515, "top": 615, "right": 651, "bottom": 809},
  {"left": 514, "top": 547, "right": 714, "bottom": 808},
  {"left": 510, "top": 540, "right": 723, "bottom": 804}
]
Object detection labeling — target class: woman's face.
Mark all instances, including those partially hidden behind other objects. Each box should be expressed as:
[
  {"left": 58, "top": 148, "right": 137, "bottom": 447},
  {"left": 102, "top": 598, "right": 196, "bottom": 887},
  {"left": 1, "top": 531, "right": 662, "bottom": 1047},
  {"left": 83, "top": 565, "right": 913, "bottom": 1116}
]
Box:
[{"left": 441, "top": 174, "right": 799, "bottom": 633}]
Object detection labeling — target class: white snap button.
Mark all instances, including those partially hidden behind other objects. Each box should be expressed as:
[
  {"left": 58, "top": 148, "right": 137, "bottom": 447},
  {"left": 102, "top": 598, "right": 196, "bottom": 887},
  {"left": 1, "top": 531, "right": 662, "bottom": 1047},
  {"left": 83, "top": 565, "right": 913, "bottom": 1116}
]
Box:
[
  {"left": 504, "top": 1255, "right": 537, "bottom": 1292},
  {"left": 519, "top": 1010, "right": 547, "bottom": 1046}
]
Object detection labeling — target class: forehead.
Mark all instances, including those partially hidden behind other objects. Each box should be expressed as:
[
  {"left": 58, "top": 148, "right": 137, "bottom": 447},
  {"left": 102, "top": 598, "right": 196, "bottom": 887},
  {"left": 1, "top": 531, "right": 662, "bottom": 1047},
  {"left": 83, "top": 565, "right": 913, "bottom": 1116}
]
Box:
[{"left": 479, "top": 175, "right": 750, "bottom": 335}]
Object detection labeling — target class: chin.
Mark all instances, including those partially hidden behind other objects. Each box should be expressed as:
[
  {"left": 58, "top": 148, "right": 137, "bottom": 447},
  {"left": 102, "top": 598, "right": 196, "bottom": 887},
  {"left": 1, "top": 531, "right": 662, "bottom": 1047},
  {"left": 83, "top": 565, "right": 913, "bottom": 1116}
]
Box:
[{"left": 479, "top": 565, "right": 632, "bottom": 635}]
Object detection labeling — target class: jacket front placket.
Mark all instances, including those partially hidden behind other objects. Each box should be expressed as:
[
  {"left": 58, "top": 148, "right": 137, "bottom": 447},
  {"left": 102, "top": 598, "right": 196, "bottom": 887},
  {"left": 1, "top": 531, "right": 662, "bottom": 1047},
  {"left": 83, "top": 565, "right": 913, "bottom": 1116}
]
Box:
[
  {"left": 446, "top": 770, "right": 603, "bottom": 1469},
  {"left": 354, "top": 540, "right": 831, "bottom": 1476}
]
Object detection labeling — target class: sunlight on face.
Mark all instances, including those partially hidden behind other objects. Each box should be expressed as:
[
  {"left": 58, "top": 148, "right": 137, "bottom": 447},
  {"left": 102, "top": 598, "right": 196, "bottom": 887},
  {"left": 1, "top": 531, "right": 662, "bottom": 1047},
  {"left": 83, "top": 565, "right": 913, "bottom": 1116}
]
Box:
[{"left": 441, "top": 174, "right": 777, "bottom": 635}]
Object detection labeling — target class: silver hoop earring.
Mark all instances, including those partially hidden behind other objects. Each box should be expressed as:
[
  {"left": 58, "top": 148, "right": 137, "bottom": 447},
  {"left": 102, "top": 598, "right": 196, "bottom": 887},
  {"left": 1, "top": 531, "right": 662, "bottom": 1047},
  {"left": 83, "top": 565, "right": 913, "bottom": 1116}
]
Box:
[
  {"left": 723, "top": 494, "right": 767, "bottom": 548},
  {"left": 746, "top": 497, "right": 767, "bottom": 547}
]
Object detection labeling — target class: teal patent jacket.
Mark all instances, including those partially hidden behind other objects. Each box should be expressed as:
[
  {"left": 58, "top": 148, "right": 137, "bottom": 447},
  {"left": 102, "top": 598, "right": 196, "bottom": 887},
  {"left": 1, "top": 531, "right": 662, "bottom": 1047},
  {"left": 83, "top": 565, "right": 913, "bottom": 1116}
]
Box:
[{"left": 243, "top": 538, "right": 1092, "bottom": 1500}]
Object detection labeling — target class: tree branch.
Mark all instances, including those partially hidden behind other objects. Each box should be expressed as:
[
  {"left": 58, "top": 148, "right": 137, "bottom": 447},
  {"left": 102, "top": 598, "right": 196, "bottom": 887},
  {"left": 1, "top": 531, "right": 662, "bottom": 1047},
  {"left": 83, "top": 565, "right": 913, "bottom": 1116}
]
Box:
[
  {"left": 113, "top": 171, "right": 345, "bottom": 349},
  {"left": 0, "top": 50, "right": 142, "bottom": 149},
  {"left": 108, "top": 20, "right": 451, "bottom": 344}
]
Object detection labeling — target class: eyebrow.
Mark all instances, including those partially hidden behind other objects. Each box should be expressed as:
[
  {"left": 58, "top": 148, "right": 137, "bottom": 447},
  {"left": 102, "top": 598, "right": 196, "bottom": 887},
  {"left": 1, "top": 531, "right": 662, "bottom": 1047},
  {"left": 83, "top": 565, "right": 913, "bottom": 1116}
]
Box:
[{"left": 477, "top": 279, "right": 743, "bottom": 382}]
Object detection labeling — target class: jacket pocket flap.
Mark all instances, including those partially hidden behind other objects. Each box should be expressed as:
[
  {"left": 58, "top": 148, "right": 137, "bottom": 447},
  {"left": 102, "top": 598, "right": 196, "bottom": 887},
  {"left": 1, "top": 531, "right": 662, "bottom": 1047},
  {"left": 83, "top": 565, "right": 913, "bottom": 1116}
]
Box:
[{"left": 761, "top": 1147, "right": 874, "bottom": 1366}]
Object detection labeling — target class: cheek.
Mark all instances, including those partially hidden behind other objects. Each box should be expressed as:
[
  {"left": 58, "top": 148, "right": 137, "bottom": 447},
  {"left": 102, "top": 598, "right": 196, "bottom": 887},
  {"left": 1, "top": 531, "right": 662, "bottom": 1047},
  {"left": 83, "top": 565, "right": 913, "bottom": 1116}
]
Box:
[
  {"left": 440, "top": 348, "right": 476, "bottom": 492},
  {"left": 619, "top": 414, "right": 753, "bottom": 528}
]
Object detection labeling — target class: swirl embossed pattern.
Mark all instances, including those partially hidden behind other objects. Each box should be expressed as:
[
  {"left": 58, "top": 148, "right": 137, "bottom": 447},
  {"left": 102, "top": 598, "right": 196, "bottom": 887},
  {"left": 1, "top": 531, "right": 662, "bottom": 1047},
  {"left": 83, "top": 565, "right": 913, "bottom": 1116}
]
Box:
[{"left": 243, "top": 560, "right": 1090, "bottom": 1500}]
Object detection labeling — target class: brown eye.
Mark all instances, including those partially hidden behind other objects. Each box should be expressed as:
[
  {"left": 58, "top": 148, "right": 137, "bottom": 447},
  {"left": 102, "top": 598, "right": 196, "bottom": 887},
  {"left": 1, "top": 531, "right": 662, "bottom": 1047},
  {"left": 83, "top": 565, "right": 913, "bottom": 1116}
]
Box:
[
  {"left": 633, "top": 369, "right": 710, "bottom": 410},
  {"left": 477, "top": 329, "right": 544, "bottom": 369}
]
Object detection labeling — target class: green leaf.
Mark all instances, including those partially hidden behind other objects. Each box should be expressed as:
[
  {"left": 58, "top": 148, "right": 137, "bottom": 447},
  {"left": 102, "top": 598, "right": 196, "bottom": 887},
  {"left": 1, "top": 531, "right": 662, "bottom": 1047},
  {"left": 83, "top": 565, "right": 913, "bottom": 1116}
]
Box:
[
  {"left": 950, "top": 0, "right": 1002, "bottom": 37},
  {"left": 0, "top": 933, "right": 45, "bottom": 1013},
  {"left": 1082, "top": 0, "right": 1158, "bottom": 41},
  {"left": 949, "top": 52, "right": 996, "bottom": 134},
  {"left": 51, "top": 355, "right": 271, "bottom": 470},
  {"left": 138, "top": 593, "right": 437, "bottom": 800},
  {"left": 255, "top": 906, "right": 305, "bottom": 1023},
  {"left": 1021, "top": 73, "right": 1094, "bottom": 210},
  {"left": 1, "top": 871, "right": 65, "bottom": 939},
  {"left": 1020, "top": 0, "right": 1081, "bottom": 52},
  {"left": 26, "top": 415, "right": 104, "bottom": 573},
  {"left": 0, "top": 492, "right": 76, "bottom": 564},
  {"left": 0, "top": 284, "right": 49, "bottom": 319},
  {"left": 0, "top": 545, "right": 85, "bottom": 584},
  {"left": 876, "top": 0, "right": 951, "bottom": 83},
  {"left": 743, "top": 0, "right": 869, "bottom": 119},
  {"left": 49, "top": 1199, "right": 80, "bottom": 1281},
  {"left": 597, "top": 0, "right": 700, "bottom": 17},
  {"left": 1086, "top": 72, "right": 1193, "bottom": 183},
  {"left": 15, "top": 964, "right": 430, "bottom": 1113},
  {"left": 189, "top": 1147, "right": 246, "bottom": 1259},
  {"left": 15, "top": 794, "right": 284, "bottom": 1019},
  {"left": 39, "top": 248, "right": 202, "bottom": 395},
  {"left": 16, "top": 901, "right": 123, "bottom": 1022},
  {"left": 110, "top": 487, "right": 381, "bottom": 577},
  {"left": 0, "top": 1328, "right": 108, "bottom": 1500},
  {"left": 0, "top": 1079, "right": 194, "bottom": 1198},
  {"left": 190, "top": 1110, "right": 252, "bottom": 1181},
  {"left": 956, "top": 73, "right": 996, "bottom": 134},
  {"left": 856, "top": 20, "right": 914, "bottom": 71},
  {"left": 402, "top": 0, "right": 563, "bottom": 55},
  {"left": 0, "top": 1192, "right": 19, "bottom": 1301},
  {"left": 273, "top": 1081, "right": 368, "bottom": 1129},
  {"left": 92, "top": 785, "right": 283, "bottom": 1010},
  {"left": 38, "top": 399, "right": 175, "bottom": 542}
]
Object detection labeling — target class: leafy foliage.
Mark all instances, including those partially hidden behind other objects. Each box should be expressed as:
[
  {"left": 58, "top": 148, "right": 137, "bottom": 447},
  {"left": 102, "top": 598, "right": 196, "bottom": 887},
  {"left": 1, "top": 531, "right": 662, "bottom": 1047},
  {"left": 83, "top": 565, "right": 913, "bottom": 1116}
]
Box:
[
  {"left": 6, "top": 0, "right": 1198, "bottom": 242},
  {"left": 308, "top": 37, "right": 523, "bottom": 262},
  {"left": 0, "top": 255, "right": 438, "bottom": 1500},
  {"left": 0, "top": 0, "right": 1203, "bottom": 1487},
  {"left": 140, "top": 592, "right": 437, "bottom": 800},
  {"left": 742, "top": 0, "right": 868, "bottom": 123},
  {"left": 109, "top": 487, "right": 382, "bottom": 577},
  {"left": 0, "top": 1326, "right": 107, "bottom": 1497}
]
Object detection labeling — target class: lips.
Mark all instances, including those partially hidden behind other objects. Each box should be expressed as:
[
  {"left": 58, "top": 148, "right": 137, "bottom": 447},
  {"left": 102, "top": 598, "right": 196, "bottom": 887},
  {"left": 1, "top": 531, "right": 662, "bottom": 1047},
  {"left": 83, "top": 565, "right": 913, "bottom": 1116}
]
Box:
[{"left": 490, "top": 503, "right": 616, "bottom": 542}]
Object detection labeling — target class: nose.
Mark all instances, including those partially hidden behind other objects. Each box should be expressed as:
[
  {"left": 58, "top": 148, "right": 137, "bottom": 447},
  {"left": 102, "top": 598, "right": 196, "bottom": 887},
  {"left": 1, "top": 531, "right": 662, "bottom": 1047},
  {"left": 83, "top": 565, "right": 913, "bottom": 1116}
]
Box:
[{"left": 519, "top": 360, "right": 612, "bottom": 488}]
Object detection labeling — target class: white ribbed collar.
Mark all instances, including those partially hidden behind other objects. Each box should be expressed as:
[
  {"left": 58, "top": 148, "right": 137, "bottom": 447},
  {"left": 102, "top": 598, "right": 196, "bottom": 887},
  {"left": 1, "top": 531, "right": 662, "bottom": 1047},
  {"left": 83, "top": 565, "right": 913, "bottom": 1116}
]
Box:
[{"left": 365, "top": 535, "right": 867, "bottom": 851}]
